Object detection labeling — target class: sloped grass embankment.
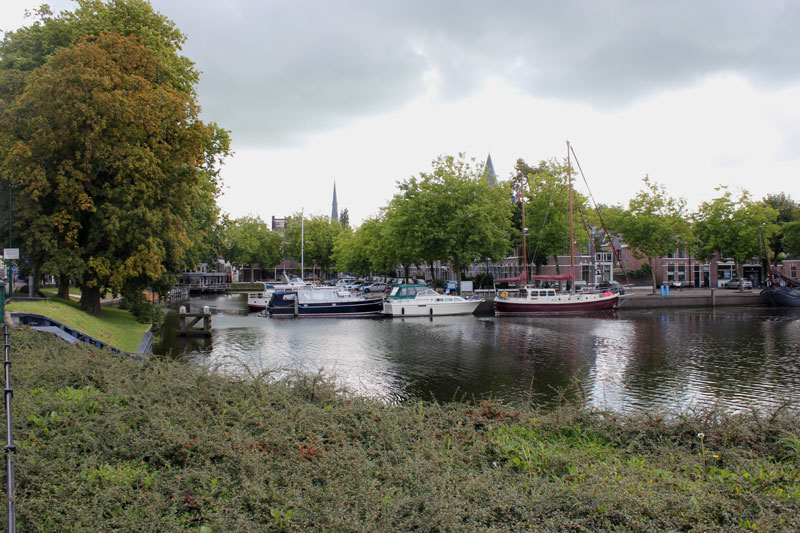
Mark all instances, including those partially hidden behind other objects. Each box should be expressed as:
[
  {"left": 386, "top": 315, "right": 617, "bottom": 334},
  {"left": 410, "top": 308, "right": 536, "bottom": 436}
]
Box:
[
  {"left": 7, "top": 294, "right": 148, "bottom": 353},
  {"left": 4, "top": 327, "right": 800, "bottom": 530}
]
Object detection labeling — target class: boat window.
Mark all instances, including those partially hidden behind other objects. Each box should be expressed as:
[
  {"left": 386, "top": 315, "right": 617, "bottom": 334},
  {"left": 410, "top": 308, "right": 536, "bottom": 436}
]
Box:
[
  {"left": 390, "top": 287, "right": 400, "bottom": 297},
  {"left": 547, "top": 290, "right": 556, "bottom": 297}
]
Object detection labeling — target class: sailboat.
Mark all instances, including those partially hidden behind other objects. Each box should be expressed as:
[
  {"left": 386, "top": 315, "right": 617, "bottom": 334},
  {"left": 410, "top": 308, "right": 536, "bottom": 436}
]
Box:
[
  {"left": 493, "top": 141, "right": 620, "bottom": 315},
  {"left": 758, "top": 226, "right": 800, "bottom": 307},
  {"left": 762, "top": 267, "right": 800, "bottom": 307}
]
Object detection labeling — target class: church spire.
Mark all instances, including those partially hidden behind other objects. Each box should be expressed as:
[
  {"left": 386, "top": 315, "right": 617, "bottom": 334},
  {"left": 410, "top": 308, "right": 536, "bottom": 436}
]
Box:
[
  {"left": 484, "top": 153, "right": 497, "bottom": 187},
  {"left": 331, "top": 182, "right": 339, "bottom": 221}
]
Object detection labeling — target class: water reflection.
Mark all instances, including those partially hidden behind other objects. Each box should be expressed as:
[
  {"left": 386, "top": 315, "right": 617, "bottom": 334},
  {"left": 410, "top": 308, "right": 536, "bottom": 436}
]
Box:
[{"left": 157, "top": 294, "right": 800, "bottom": 413}]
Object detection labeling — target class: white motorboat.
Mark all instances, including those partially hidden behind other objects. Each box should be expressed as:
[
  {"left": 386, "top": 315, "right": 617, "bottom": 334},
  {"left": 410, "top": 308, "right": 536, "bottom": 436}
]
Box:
[
  {"left": 383, "top": 288, "right": 482, "bottom": 317},
  {"left": 247, "top": 277, "right": 309, "bottom": 311}
]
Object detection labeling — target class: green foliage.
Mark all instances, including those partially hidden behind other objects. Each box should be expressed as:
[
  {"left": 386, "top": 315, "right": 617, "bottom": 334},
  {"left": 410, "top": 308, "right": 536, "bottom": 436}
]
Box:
[
  {"left": 332, "top": 215, "right": 396, "bottom": 276},
  {"left": 693, "top": 187, "right": 779, "bottom": 285},
  {"left": 120, "top": 296, "right": 164, "bottom": 328},
  {"left": 781, "top": 221, "right": 800, "bottom": 256},
  {"left": 626, "top": 262, "right": 652, "bottom": 279},
  {"left": 223, "top": 216, "right": 283, "bottom": 280},
  {"left": 284, "top": 214, "right": 347, "bottom": 278},
  {"left": 10, "top": 328, "right": 800, "bottom": 530},
  {"left": 515, "top": 158, "right": 590, "bottom": 272},
  {"left": 471, "top": 272, "right": 495, "bottom": 289},
  {"left": 0, "top": 2, "right": 230, "bottom": 314},
  {"left": 613, "top": 177, "right": 688, "bottom": 292},
  {"left": 386, "top": 153, "right": 513, "bottom": 285}
]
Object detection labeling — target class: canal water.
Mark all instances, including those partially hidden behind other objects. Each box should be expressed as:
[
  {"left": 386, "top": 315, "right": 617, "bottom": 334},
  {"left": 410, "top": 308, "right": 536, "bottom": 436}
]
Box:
[{"left": 156, "top": 294, "right": 800, "bottom": 413}]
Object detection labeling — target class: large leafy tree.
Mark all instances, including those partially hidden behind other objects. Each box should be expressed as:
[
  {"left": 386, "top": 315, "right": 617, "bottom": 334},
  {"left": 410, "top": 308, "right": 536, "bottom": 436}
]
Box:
[
  {"left": 284, "top": 214, "right": 346, "bottom": 280},
  {"left": 223, "top": 216, "right": 283, "bottom": 282},
  {"left": 333, "top": 215, "right": 396, "bottom": 278},
  {"left": 693, "top": 187, "right": 778, "bottom": 290},
  {"left": 387, "top": 153, "right": 513, "bottom": 289},
  {"left": 0, "top": 29, "right": 224, "bottom": 313},
  {"left": 762, "top": 192, "right": 800, "bottom": 258},
  {"left": 782, "top": 221, "right": 800, "bottom": 256},
  {"left": 614, "top": 177, "right": 688, "bottom": 293},
  {"left": 0, "top": 1, "right": 229, "bottom": 314},
  {"left": 514, "top": 158, "right": 589, "bottom": 275}
]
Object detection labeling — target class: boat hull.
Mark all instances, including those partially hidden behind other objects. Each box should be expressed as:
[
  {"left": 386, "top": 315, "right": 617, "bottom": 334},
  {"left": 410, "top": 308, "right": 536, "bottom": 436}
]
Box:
[
  {"left": 383, "top": 299, "right": 481, "bottom": 317},
  {"left": 762, "top": 287, "right": 800, "bottom": 307},
  {"left": 268, "top": 298, "right": 384, "bottom": 318},
  {"left": 494, "top": 294, "right": 619, "bottom": 315}
]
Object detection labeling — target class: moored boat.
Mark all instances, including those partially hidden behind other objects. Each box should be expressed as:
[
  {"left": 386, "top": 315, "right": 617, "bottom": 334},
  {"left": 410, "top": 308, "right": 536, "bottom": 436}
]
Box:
[
  {"left": 494, "top": 141, "right": 620, "bottom": 316},
  {"left": 267, "top": 287, "right": 384, "bottom": 318},
  {"left": 762, "top": 285, "right": 800, "bottom": 307},
  {"left": 760, "top": 265, "right": 800, "bottom": 307},
  {"left": 494, "top": 285, "right": 619, "bottom": 315},
  {"left": 383, "top": 287, "right": 482, "bottom": 317},
  {"left": 247, "top": 277, "right": 309, "bottom": 312}
]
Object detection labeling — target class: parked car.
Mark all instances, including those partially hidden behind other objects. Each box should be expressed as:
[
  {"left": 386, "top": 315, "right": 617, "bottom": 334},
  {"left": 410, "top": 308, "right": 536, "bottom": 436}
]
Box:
[
  {"left": 362, "top": 282, "right": 387, "bottom": 293},
  {"left": 596, "top": 280, "right": 624, "bottom": 294},
  {"left": 725, "top": 278, "right": 753, "bottom": 290}
]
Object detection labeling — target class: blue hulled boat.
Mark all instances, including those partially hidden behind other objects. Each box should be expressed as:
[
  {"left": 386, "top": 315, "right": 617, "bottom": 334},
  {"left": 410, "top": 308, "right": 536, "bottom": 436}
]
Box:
[{"left": 267, "top": 288, "right": 384, "bottom": 318}]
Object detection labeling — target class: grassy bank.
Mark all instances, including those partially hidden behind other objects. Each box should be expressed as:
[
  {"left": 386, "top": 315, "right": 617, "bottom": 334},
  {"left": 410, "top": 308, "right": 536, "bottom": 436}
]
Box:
[
  {"left": 5, "top": 327, "right": 800, "bottom": 531},
  {"left": 6, "top": 296, "right": 149, "bottom": 353}
]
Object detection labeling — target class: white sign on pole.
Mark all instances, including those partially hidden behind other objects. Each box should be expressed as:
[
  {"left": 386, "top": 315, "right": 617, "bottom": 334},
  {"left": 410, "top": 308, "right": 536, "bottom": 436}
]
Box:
[{"left": 3, "top": 248, "right": 19, "bottom": 260}]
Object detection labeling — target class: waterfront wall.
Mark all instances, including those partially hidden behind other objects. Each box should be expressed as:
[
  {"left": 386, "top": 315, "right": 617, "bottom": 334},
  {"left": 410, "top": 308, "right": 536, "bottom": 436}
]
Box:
[
  {"left": 617, "top": 289, "right": 764, "bottom": 309},
  {"left": 473, "top": 288, "right": 765, "bottom": 314}
]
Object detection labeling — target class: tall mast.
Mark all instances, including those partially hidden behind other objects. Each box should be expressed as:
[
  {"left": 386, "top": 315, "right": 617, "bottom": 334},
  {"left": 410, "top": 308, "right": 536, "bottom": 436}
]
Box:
[
  {"left": 567, "top": 140, "right": 575, "bottom": 294},
  {"left": 301, "top": 208, "right": 304, "bottom": 280},
  {"left": 521, "top": 186, "right": 527, "bottom": 284}
]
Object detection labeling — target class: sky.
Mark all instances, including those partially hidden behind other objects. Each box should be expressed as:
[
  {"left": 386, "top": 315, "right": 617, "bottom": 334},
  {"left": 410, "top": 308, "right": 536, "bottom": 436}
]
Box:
[{"left": 3, "top": 0, "right": 800, "bottom": 226}]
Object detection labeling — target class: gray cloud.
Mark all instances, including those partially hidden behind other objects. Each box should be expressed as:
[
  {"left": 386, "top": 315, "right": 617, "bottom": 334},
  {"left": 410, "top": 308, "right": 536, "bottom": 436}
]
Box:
[{"left": 150, "top": 0, "right": 800, "bottom": 147}]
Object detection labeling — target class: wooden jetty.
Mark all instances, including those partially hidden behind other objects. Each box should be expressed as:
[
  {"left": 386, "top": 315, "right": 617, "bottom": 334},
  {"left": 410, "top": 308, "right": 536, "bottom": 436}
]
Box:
[{"left": 177, "top": 306, "right": 212, "bottom": 336}]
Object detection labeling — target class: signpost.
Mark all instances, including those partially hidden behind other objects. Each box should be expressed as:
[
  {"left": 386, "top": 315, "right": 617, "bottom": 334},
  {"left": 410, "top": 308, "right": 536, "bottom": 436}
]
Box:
[{"left": 2, "top": 250, "right": 18, "bottom": 297}]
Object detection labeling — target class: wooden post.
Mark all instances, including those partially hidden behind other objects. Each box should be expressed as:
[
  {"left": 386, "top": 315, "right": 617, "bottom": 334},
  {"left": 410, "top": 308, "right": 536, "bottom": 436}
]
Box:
[{"left": 177, "top": 310, "right": 212, "bottom": 336}]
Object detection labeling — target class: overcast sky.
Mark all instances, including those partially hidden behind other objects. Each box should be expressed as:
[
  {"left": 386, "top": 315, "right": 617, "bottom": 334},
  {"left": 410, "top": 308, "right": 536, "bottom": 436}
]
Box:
[{"left": 3, "top": 0, "right": 800, "bottom": 225}]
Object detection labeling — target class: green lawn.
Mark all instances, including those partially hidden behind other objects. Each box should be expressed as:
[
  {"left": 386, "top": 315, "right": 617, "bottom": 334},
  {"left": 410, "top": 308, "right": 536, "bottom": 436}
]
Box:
[{"left": 6, "top": 296, "right": 148, "bottom": 353}]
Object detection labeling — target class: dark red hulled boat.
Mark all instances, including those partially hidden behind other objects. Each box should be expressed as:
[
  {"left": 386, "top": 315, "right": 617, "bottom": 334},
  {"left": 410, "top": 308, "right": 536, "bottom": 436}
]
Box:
[{"left": 494, "top": 271, "right": 619, "bottom": 315}]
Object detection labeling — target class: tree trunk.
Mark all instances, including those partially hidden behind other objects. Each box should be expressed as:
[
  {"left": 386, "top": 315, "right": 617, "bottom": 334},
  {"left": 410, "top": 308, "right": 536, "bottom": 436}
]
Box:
[
  {"left": 649, "top": 255, "right": 658, "bottom": 294},
  {"left": 427, "top": 259, "right": 436, "bottom": 287},
  {"left": 80, "top": 285, "right": 103, "bottom": 316},
  {"left": 453, "top": 258, "right": 462, "bottom": 295},
  {"left": 736, "top": 261, "right": 744, "bottom": 293},
  {"left": 553, "top": 255, "right": 560, "bottom": 275},
  {"left": 30, "top": 263, "right": 40, "bottom": 298},
  {"left": 57, "top": 275, "right": 71, "bottom": 299}
]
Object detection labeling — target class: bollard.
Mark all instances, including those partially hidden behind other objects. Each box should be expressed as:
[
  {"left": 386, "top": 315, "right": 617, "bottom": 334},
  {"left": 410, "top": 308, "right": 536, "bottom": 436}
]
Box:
[
  {"left": 665, "top": 285, "right": 670, "bottom": 296},
  {"left": 660, "top": 285, "right": 664, "bottom": 296}
]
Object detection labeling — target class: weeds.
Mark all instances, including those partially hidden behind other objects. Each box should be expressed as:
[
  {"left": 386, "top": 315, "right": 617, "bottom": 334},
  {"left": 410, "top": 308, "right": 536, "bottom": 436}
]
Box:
[{"left": 5, "top": 327, "right": 800, "bottom": 531}]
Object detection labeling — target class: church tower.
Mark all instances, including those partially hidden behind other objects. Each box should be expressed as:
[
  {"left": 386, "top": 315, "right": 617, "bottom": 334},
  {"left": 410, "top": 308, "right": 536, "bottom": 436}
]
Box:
[
  {"left": 484, "top": 153, "right": 497, "bottom": 187},
  {"left": 331, "top": 182, "right": 339, "bottom": 222}
]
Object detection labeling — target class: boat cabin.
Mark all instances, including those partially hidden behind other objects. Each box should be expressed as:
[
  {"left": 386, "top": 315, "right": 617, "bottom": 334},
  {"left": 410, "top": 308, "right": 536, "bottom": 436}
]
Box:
[
  {"left": 522, "top": 287, "right": 558, "bottom": 298},
  {"left": 388, "top": 284, "right": 430, "bottom": 299}
]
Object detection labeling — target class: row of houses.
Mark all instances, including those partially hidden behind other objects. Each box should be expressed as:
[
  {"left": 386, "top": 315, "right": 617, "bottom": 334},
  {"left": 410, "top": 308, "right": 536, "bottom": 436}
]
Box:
[{"left": 404, "top": 240, "right": 799, "bottom": 289}]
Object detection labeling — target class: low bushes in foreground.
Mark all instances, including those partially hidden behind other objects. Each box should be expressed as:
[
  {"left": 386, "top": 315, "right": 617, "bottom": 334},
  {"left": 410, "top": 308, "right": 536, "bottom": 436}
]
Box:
[{"left": 4, "top": 327, "right": 800, "bottom": 531}]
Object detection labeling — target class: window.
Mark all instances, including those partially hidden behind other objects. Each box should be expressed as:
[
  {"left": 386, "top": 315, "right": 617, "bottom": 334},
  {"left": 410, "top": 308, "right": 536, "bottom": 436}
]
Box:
[{"left": 792, "top": 265, "right": 797, "bottom": 278}]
